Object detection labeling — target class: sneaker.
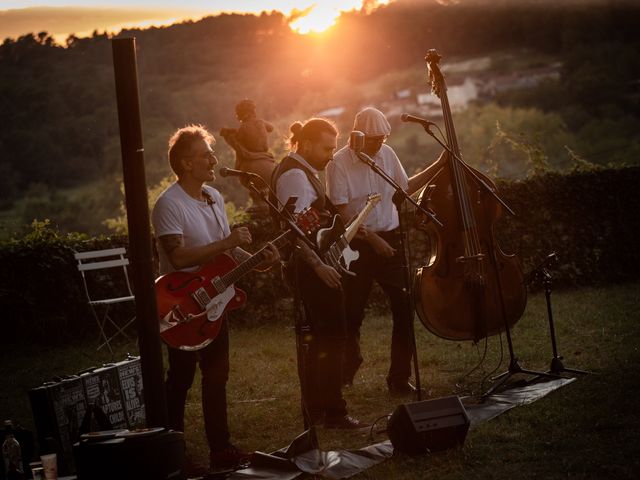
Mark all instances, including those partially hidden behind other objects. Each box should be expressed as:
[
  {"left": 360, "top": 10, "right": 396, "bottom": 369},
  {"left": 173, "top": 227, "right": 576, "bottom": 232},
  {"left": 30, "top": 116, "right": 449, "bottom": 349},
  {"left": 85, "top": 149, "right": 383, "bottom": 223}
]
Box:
[
  {"left": 209, "top": 445, "right": 252, "bottom": 471},
  {"left": 324, "top": 415, "right": 370, "bottom": 430}
]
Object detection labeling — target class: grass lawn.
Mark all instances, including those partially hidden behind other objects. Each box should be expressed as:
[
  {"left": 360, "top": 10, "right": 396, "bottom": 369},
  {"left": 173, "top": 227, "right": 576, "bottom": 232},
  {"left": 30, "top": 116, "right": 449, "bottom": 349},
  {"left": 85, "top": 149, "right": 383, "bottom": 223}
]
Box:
[{"left": 1, "top": 282, "right": 638, "bottom": 478}]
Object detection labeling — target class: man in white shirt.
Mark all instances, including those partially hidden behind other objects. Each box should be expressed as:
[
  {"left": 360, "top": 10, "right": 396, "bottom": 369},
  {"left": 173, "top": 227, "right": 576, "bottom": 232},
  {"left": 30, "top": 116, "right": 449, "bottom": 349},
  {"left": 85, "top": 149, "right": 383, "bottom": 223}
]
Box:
[
  {"left": 152, "top": 125, "right": 278, "bottom": 474},
  {"left": 326, "top": 107, "right": 444, "bottom": 394}
]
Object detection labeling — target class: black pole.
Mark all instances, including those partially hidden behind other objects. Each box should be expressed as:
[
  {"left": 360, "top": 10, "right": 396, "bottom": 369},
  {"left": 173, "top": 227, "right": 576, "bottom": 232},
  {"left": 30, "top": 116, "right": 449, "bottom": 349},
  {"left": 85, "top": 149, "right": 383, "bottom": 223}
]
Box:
[{"left": 112, "top": 37, "right": 168, "bottom": 428}]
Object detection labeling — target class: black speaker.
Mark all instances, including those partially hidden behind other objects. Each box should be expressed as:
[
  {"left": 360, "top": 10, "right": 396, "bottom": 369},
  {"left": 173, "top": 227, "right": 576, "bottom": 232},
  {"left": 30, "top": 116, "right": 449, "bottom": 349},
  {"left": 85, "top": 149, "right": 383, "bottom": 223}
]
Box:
[
  {"left": 388, "top": 395, "right": 470, "bottom": 455},
  {"left": 74, "top": 429, "right": 184, "bottom": 480}
]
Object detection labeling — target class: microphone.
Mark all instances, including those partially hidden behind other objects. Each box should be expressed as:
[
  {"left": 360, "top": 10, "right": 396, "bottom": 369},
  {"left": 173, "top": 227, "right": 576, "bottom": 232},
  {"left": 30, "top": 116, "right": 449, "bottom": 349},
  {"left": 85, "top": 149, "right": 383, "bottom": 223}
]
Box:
[
  {"left": 400, "top": 113, "right": 437, "bottom": 128},
  {"left": 218, "top": 167, "right": 261, "bottom": 179},
  {"left": 349, "top": 130, "right": 375, "bottom": 167},
  {"left": 350, "top": 130, "right": 365, "bottom": 153}
]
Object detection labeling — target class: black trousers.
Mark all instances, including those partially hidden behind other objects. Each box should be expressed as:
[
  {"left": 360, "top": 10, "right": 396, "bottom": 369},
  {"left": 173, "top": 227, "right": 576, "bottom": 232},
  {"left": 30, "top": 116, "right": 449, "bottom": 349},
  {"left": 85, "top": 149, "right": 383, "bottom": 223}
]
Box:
[
  {"left": 290, "top": 258, "right": 348, "bottom": 422},
  {"left": 343, "top": 230, "right": 413, "bottom": 385},
  {"left": 165, "top": 318, "right": 231, "bottom": 453}
]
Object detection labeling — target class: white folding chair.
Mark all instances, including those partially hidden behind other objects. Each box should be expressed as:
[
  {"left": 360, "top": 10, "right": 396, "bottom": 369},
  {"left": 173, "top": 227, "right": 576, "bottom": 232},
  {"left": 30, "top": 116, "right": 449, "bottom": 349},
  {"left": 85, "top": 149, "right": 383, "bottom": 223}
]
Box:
[{"left": 74, "top": 247, "right": 136, "bottom": 353}]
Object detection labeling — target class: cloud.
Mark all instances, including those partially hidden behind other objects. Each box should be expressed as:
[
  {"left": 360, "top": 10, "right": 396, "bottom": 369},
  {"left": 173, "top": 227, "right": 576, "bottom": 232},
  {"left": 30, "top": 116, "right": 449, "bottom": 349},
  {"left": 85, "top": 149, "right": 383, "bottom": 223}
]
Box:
[{"left": 0, "top": 6, "right": 201, "bottom": 42}]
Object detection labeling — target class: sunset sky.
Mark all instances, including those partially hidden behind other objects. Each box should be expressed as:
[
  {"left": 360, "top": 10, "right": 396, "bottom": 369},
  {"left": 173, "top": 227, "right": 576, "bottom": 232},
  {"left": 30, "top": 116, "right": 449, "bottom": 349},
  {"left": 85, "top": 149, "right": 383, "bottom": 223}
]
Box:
[{"left": 0, "top": 0, "right": 393, "bottom": 41}]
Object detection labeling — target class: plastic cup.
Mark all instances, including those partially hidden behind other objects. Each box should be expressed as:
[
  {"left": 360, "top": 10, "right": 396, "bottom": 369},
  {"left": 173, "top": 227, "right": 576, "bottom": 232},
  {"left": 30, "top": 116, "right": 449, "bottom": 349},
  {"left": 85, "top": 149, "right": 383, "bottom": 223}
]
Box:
[
  {"left": 31, "top": 466, "right": 45, "bottom": 480},
  {"left": 40, "top": 453, "right": 58, "bottom": 480}
]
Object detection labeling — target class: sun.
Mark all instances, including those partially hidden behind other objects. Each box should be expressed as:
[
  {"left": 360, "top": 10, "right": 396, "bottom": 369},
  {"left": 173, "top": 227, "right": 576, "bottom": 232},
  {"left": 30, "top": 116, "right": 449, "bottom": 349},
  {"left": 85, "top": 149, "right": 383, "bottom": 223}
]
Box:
[
  {"left": 289, "top": 4, "right": 341, "bottom": 34},
  {"left": 288, "top": 1, "right": 391, "bottom": 35}
]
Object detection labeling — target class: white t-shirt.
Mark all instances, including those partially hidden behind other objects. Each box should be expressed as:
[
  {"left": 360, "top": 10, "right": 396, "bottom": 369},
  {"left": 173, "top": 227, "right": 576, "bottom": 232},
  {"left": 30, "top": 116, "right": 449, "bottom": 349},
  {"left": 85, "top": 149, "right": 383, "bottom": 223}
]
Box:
[
  {"left": 151, "top": 182, "right": 230, "bottom": 274},
  {"left": 275, "top": 153, "right": 320, "bottom": 213},
  {"left": 326, "top": 144, "right": 409, "bottom": 232}
]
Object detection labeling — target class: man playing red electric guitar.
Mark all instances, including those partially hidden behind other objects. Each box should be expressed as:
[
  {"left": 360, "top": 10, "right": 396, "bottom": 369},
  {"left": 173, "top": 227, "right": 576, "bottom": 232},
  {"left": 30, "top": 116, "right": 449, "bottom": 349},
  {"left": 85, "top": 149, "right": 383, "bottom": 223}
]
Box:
[{"left": 151, "top": 125, "right": 279, "bottom": 475}]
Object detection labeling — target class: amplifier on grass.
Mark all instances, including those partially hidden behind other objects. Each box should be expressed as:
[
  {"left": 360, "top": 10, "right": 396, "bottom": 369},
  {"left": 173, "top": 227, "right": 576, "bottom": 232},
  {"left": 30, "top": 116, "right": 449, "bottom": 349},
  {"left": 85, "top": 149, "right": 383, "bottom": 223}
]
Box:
[
  {"left": 29, "top": 376, "right": 88, "bottom": 474},
  {"left": 114, "top": 357, "right": 145, "bottom": 428},
  {"left": 388, "top": 395, "right": 470, "bottom": 455},
  {"left": 29, "top": 356, "right": 146, "bottom": 474}
]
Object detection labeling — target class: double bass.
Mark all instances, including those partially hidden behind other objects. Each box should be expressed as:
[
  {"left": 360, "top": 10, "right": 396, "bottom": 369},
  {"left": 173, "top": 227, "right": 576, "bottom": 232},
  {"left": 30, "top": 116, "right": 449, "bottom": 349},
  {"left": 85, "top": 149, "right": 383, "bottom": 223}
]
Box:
[{"left": 414, "top": 50, "right": 527, "bottom": 342}]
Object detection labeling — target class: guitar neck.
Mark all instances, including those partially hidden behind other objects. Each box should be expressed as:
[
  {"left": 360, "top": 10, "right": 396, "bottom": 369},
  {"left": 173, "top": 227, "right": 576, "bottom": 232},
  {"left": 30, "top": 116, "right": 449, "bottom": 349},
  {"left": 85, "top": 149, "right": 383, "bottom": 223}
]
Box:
[
  {"left": 220, "top": 231, "right": 290, "bottom": 287},
  {"left": 344, "top": 200, "right": 377, "bottom": 243}
]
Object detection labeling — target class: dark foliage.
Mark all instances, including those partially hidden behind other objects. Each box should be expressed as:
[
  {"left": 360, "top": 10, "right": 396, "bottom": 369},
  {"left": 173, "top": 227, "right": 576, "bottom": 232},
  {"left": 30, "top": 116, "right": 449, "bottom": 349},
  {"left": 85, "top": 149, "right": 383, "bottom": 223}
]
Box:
[
  {"left": 1, "top": 168, "right": 638, "bottom": 344},
  {"left": 0, "top": 224, "right": 129, "bottom": 344}
]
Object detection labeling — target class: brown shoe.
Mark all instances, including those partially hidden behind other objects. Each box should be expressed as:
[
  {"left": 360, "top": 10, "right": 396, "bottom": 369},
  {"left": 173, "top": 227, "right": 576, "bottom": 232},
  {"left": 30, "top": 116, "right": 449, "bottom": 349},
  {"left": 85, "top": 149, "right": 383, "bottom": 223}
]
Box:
[
  {"left": 210, "top": 445, "right": 251, "bottom": 471},
  {"left": 324, "top": 415, "right": 370, "bottom": 430}
]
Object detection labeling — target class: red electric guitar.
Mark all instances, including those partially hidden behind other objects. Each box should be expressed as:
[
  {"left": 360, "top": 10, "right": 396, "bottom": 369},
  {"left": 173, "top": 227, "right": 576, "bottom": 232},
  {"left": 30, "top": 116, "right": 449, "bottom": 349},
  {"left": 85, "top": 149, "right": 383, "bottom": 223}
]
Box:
[{"left": 156, "top": 209, "right": 319, "bottom": 350}]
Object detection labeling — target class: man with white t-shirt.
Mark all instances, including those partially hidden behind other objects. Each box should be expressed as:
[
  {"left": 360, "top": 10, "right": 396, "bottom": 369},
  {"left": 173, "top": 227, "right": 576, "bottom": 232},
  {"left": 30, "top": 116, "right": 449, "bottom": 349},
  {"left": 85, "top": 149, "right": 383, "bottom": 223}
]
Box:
[
  {"left": 326, "top": 107, "right": 445, "bottom": 394},
  {"left": 151, "top": 125, "right": 278, "bottom": 474}
]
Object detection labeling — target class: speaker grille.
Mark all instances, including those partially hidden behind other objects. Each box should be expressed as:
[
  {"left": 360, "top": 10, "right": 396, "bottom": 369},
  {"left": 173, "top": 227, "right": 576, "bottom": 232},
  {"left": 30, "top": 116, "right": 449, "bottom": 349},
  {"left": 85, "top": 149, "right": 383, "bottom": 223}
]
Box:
[{"left": 388, "top": 395, "right": 470, "bottom": 455}]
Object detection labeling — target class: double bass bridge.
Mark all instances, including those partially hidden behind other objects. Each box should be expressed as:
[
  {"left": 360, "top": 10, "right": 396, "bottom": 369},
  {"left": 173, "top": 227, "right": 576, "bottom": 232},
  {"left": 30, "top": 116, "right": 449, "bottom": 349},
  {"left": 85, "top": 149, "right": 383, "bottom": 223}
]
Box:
[{"left": 455, "top": 253, "right": 485, "bottom": 263}]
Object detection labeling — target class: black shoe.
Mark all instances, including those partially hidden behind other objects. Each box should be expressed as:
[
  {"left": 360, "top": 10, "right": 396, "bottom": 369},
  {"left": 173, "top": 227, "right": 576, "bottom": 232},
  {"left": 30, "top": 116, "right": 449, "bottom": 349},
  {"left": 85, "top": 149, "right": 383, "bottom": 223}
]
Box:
[
  {"left": 387, "top": 381, "right": 418, "bottom": 395},
  {"left": 183, "top": 456, "right": 209, "bottom": 478},
  {"left": 306, "top": 412, "right": 325, "bottom": 427},
  {"left": 324, "top": 415, "right": 370, "bottom": 430},
  {"left": 209, "top": 445, "right": 251, "bottom": 471}
]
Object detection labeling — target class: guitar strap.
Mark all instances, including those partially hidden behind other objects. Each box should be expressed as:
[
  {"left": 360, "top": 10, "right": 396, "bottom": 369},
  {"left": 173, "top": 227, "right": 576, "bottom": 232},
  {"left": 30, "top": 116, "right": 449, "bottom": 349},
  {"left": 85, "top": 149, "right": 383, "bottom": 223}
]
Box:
[{"left": 202, "top": 189, "right": 226, "bottom": 233}]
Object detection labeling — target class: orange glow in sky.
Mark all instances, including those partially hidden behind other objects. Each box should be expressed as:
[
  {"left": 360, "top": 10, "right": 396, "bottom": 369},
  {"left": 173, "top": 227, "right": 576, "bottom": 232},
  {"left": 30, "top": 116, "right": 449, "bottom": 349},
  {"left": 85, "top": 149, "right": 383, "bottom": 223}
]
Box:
[
  {"left": 0, "top": 1, "right": 394, "bottom": 42},
  {"left": 289, "top": 1, "right": 391, "bottom": 34}
]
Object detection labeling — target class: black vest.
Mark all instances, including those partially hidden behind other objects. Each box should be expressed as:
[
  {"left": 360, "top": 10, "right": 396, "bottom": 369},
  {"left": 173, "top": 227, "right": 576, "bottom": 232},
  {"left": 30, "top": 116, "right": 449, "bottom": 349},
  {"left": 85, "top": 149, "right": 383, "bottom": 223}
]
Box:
[{"left": 270, "top": 154, "right": 333, "bottom": 213}]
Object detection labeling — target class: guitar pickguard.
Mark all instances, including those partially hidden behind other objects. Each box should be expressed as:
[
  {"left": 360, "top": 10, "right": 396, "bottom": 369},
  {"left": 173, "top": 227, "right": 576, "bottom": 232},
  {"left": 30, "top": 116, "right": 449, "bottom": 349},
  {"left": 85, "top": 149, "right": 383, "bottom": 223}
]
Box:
[
  {"left": 205, "top": 285, "right": 235, "bottom": 322},
  {"left": 342, "top": 245, "right": 360, "bottom": 270}
]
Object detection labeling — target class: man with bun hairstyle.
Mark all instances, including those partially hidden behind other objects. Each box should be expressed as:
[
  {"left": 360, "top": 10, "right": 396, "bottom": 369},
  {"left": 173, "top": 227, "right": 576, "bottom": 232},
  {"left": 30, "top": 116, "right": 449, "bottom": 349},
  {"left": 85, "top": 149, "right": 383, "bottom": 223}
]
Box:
[
  {"left": 272, "top": 118, "right": 367, "bottom": 429},
  {"left": 326, "top": 107, "right": 445, "bottom": 394}
]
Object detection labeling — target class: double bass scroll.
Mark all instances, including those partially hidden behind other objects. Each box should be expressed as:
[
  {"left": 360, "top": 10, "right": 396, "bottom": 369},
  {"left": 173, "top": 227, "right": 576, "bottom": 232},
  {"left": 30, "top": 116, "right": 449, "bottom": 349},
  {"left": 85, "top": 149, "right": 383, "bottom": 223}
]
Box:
[{"left": 413, "top": 49, "right": 527, "bottom": 342}]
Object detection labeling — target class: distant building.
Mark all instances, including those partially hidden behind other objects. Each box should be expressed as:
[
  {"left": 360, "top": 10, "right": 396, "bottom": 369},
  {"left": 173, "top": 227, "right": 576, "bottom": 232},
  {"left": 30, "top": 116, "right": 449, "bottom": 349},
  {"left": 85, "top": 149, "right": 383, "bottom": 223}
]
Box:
[
  {"left": 417, "top": 76, "right": 480, "bottom": 112},
  {"left": 482, "top": 65, "right": 561, "bottom": 96},
  {"left": 394, "top": 88, "right": 412, "bottom": 100}
]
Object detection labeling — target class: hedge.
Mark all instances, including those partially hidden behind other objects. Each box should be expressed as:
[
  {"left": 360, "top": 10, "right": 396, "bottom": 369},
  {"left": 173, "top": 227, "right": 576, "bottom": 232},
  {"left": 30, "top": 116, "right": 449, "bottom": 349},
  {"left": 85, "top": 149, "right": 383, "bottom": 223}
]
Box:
[{"left": 1, "top": 167, "right": 638, "bottom": 342}]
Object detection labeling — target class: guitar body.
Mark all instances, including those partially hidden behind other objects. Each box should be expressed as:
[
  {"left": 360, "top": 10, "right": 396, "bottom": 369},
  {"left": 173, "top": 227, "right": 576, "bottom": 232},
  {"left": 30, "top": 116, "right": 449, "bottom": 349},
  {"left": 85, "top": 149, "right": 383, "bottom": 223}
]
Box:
[
  {"left": 316, "top": 215, "right": 356, "bottom": 271},
  {"left": 155, "top": 253, "right": 247, "bottom": 350},
  {"left": 315, "top": 195, "right": 382, "bottom": 272},
  {"left": 316, "top": 214, "right": 346, "bottom": 253}
]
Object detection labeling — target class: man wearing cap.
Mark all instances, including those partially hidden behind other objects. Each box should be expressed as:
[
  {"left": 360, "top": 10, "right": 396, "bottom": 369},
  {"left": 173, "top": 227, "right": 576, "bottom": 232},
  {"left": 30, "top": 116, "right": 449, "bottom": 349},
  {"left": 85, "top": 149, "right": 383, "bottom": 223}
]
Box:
[{"left": 326, "top": 107, "right": 445, "bottom": 394}]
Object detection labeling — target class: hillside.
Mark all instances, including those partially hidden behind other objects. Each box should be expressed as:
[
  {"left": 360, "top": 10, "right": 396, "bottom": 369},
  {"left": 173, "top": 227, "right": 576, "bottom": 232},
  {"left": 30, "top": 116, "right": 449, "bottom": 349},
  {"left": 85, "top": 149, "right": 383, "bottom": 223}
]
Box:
[{"left": 1, "top": 0, "right": 639, "bottom": 235}]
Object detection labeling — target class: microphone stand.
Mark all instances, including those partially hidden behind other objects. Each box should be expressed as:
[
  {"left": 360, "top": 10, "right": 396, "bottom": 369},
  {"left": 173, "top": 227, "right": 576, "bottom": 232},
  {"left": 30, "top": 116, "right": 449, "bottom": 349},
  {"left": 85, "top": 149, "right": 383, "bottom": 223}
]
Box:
[
  {"left": 416, "top": 123, "right": 516, "bottom": 216},
  {"left": 353, "top": 150, "right": 443, "bottom": 401},
  {"left": 356, "top": 152, "right": 443, "bottom": 228},
  {"left": 242, "top": 174, "right": 316, "bottom": 250},
  {"left": 525, "top": 253, "right": 591, "bottom": 376},
  {"left": 242, "top": 174, "right": 319, "bottom": 446}
]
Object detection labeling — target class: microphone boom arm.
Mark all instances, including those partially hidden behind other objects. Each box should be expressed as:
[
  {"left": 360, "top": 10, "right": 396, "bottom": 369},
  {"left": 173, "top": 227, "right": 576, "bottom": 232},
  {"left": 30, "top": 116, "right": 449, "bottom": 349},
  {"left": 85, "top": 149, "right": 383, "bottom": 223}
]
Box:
[
  {"left": 414, "top": 122, "right": 516, "bottom": 217},
  {"left": 240, "top": 175, "right": 317, "bottom": 250},
  {"left": 354, "top": 151, "right": 443, "bottom": 228}
]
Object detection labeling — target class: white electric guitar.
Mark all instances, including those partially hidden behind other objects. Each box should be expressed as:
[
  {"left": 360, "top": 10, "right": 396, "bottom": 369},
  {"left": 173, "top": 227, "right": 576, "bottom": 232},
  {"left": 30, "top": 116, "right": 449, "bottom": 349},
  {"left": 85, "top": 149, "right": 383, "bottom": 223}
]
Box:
[{"left": 317, "top": 193, "right": 381, "bottom": 273}]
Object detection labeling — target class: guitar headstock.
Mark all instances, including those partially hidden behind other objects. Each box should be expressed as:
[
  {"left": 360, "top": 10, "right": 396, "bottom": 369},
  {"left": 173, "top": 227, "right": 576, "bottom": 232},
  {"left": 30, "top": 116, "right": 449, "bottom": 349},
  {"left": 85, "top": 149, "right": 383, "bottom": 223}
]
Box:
[
  {"left": 295, "top": 207, "right": 321, "bottom": 235},
  {"left": 425, "top": 49, "right": 445, "bottom": 99},
  {"left": 366, "top": 193, "right": 382, "bottom": 206}
]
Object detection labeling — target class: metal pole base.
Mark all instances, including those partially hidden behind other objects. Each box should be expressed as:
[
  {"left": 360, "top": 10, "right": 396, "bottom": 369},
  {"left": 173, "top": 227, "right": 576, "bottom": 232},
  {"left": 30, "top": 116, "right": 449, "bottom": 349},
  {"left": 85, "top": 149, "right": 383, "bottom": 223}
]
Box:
[
  {"left": 549, "top": 356, "right": 591, "bottom": 376},
  {"left": 482, "top": 356, "right": 562, "bottom": 401}
]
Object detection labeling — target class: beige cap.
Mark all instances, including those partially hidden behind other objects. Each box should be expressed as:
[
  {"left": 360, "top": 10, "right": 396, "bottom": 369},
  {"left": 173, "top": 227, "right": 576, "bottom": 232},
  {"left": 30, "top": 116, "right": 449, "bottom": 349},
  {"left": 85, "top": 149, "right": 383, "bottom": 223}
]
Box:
[{"left": 353, "top": 107, "right": 391, "bottom": 136}]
